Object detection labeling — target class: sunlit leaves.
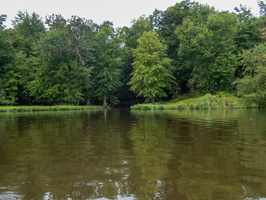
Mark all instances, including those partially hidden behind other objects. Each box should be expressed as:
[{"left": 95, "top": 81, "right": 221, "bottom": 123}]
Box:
[{"left": 128, "top": 31, "right": 174, "bottom": 103}]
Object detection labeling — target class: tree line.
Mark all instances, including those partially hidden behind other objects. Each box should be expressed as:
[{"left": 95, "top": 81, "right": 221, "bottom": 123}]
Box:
[{"left": 1, "top": 0, "right": 266, "bottom": 106}]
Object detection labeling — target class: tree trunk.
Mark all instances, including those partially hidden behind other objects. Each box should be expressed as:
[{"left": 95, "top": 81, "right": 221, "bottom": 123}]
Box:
[
  {"left": 103, "top": 95, "right": 108, "bottom": 107},
  {"left": 152, "top": 96, "right": 155, "bottom": 104}
]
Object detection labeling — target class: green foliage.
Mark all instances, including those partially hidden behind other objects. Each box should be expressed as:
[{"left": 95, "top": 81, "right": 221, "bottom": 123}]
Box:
[
  {"left": 0, "top": 14, "right": 7, "bottom": 30},
  {"left": 175, "top": 94, "right": 260, "bottom": 109},
  {"left": 12, "top": 11, "right": 45, "bottom": 57},
  {"left": 131, "top": 94, "right": 260, "bottom": 110},
  {"left": 176, "top": 12, "right": 239, "bottom": 94},
  {"left": 128, "top": 31, "right": 174, "bottom": 103},
  {"left": 117, "top": 16, "right": 154, "bottom": 105},
  {"left": 153, "top": 1, "right": 216, "bottom": 94},
  {"left": 25, "top": 16, "right": 95, "bottom": 104},
  {"left": 0, "top": 2, "right": 265, "bottom": 107},
  {"left": 0, "top": 26, "right": 17, "bottom": 104},
  {"left": 0, "top": 105, "right": 106, "bottom": 112},
  {"left": 234, "top": 5, "right": 260, "bottom": 52},
  {"left": 92, "top": 22, "right": 122, "bottom": 106},
  {"left": 236, "top": 42, "right": 266, "bottom": 101},
  {"left": 176, "top": 103, "right": 187, "bottom": 110},
  {"left": 122, "top": 16, "right": 153, "bottom": 49}
]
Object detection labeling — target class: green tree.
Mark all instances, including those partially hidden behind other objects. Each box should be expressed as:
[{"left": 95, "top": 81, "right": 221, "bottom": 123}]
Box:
[
  {"left": 92, "top": 21, "right": 122, "bottom": 106},
  {"left": 27, "top": 16, "right": 95, "bottom": 104},
  {"left": 118, "top": 16, "right": 153, "bottom": 105},
  {"left": 233, "top": 5, "right": 261, "bottom": 78},
  {"left": 237, "top": 42, "right": 266, "bottom": 101},
  {"left": 0, "top": 20, "right": 16, "bottom": 104},
  {"left": 12, "top": 11, "right": 45, "bottom": 57},
  {"left": 128, "top": 31, "right": 174, "bottom": 103},
  {"left": 234, "top": 5, "right": 260, "bottom": 52},
  {"left": 153, "top": 1, "right": 215, "bottom": 95},
  {"left": 45, "top": 14, "right": 67, "bottom": 30},
  {"left": 176, "top": 12, "right": 239, "bottom": 94},
  {"left": 4, "top": 11, "right": 46, "bottom": 105}
]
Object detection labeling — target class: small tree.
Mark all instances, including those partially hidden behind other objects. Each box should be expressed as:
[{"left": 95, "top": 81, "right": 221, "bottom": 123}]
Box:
[{"left": 128, "top": 31, "right": 174, "bottom": 103}]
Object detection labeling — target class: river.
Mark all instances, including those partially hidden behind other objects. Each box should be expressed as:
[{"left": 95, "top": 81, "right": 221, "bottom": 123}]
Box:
[{"left": 0, "top": 109, "right": 266, "bottom": 200}]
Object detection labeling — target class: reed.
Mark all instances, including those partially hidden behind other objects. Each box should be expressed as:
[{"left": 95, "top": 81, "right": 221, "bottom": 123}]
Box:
[
  {"left": 0, "top": 105, "right": 107, "bottom": 112},
  {"left": 130, "top": 93, "right": 262, "bottom": 110}
]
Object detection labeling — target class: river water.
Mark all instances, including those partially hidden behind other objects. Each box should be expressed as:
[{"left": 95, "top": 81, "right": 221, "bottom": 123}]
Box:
[{"left": 0, "top": 109, "right": 266, "bottom": 200}]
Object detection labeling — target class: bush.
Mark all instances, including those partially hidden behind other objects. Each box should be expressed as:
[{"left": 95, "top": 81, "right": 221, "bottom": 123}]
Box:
[
  {"left": 177, "top": 103, "right": 186, "bottom": 110},
  {"left": 157, "top": 105, "right": 166, "bottom": 110},
  {"left": 130, "top": 94, "right": 263, "bottom": 111},
  {"left": 189, "top": 103, "right": 197, "bottom": 109},
  {"left": 169, "top": 105, "right": 177, "bottom": 110}
]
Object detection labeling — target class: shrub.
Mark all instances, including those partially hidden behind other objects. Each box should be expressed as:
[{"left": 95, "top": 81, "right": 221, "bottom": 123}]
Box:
[
  {"left": 177, "top": 103, "right": 186, "bottom": 110},
  {"left": 157, "top": 105, "right": 166, "bottom": 110},
  {"left": 130, "top": 93, "right": 263, "bottom": 110},
  {"left": 169, "top": 105, "right": 177, "bottom": 110}
]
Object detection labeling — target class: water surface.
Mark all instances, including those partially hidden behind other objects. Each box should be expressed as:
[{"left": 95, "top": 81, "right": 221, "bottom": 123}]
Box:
[{"left": 0, "top": 109, "right": 266, "bottom": 200}]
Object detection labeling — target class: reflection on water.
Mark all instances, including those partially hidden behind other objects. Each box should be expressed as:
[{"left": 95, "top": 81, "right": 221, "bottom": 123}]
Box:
[{"left": 0, "top": 109, "right": 266, "bottom": 200}]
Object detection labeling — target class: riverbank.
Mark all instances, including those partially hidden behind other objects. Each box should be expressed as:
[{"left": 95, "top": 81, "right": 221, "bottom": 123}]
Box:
[
  {"left": 131, "top": 94, "right": 262, "bottom": 110},
  {"left": 0, "top": 105, "right": 107, "bottom": 112}
]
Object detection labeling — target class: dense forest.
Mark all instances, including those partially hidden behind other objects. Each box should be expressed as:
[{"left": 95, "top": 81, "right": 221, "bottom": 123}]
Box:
[{"left": 1, "top": 0, "right": 266, "bottom": 107}]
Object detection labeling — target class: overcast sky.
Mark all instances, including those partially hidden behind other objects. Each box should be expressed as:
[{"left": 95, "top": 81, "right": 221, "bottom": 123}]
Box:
[{"left": 0, "top": 0, "right": 261, "bottom": 28}]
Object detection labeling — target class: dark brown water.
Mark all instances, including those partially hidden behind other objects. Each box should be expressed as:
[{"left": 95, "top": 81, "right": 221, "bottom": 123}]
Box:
[{"left": 0, "top": 109, "right": 266, "bottom": 200}]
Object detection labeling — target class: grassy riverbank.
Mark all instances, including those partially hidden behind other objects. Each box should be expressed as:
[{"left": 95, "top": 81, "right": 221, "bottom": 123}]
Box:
[
  {"left": 0, "top": 105, "right": 107, "bottom": 112},
  {"left": 131, "top": 94, "right": 262, "bottom": 110}
]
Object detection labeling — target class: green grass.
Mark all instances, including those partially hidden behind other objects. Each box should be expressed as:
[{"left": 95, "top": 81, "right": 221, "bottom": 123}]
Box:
[
  {"left": 130, "top": 93, "right": 261, "bottom": 110},
  {"left": 0, "top": 105, "right": 107, "bottom": 112}
]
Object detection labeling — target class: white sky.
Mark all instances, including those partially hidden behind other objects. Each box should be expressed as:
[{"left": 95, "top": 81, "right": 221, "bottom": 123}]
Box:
[{"left": 0, "top": 0, "right": 261, "bottom": 28}]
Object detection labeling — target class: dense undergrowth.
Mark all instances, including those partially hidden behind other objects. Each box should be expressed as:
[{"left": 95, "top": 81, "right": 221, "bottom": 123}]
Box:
[
  {"left": 0, "top": 105, "right": 107, "bottom": 112},
  {"left": 130, "top": 94, "right": 263, "bottom": 110}
]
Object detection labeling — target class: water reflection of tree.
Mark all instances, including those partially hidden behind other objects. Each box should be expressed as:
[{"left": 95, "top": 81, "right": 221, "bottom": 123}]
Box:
[
  {"left": 234, "top": 109, "right": 266, "bottom": 198},
  {"left": 1, "top": 109, "right": 266, "bottom": 199},
  {"left": 0, "top": 111, "right": 97, "bottom": 199},
  {"left": 129, "top": 111, "right": 183, "bottom": 199},
  {"left": 168, "top": 109, "right": 266, "bottom": 200}
]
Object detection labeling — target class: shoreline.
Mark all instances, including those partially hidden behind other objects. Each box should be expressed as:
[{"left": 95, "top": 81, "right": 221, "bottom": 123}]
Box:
[{"left": 0, "top": 105, "right": 107, "bottom": 112}]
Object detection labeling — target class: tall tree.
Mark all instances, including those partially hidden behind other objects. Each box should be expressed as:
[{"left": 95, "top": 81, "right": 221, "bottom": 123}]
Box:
[
  {"left": 0, "top": 26, "right": 15, "bottom": 104},
  {"left": 0, "top": 14, "right": 18, "bottom": 104},
  {"left": 27, "top": 16, "right": 95, "bottom": 104},
  {"left": 176, "top": 12, "right": 239, "bottom": 94},
  {"left": 118, "top": 16, "right": 153, "bottom": 105},
  {"left": 12, "top": 11, "right": 45, "bottom": 57},
  {"left": 92, "top": 21, "right": 122, "bottom": 106},
  {"left": 128, "top": 31, "right": 174, "bottom": 103},
  {"left": 6, "top": 11, "right": 46, "bottom": 104},
  {"left": 234, "top": 5, "right": 260, "bottom": 52},
  {"left": 153, "top": 0, "right": 215, "bottom": 94}
]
